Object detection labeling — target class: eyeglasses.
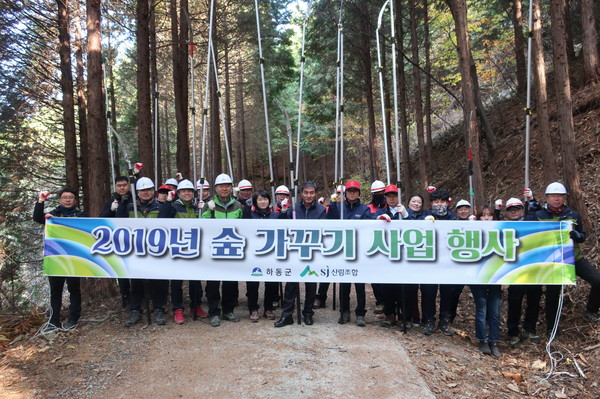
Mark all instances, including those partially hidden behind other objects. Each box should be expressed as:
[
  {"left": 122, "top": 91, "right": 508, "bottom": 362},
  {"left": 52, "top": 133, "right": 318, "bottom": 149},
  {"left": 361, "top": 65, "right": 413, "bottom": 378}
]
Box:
[{"left": 61, "top": 195, "right": 76, "bottom": 200}]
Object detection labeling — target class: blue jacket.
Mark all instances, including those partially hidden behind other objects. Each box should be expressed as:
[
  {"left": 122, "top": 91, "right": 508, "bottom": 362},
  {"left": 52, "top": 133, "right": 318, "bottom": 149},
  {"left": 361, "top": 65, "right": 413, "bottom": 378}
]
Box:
[
  {"left": 287, "top": 201, "right": 327, "bottom": 219},
  {"left": 525, "top": 204, "right": 585, "bottom": 259},
  {"left": 327, "top": 200, "right": 372, "bottom": 220},
  {"left": 33, "top": 202, "right": 86, "bottom": 224}
]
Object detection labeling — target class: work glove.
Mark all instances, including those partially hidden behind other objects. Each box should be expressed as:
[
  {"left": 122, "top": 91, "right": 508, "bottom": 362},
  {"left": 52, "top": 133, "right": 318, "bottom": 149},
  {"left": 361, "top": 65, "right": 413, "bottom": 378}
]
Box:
[
  {"left": 111, "top": 200, "right": 119, "bottom": 212},
  {"left": 426, "top": 186, "right": 436, "bottom": 193},
  {"left": 197, "top": 200, "right": 205, "bottom": 210},
  {"left": 570, "top": 230, "right": 585, "bottom": 243},
  {"left": 207, "top": 200, "right": 216, "bottom": 210},
  {"left": 133, "top": 162, "right": 143, "bottom": 175},
  {"left": 250, "top": 205, "right": 256, "bottom": 212},
  {"left": 377, "top": 214, "right": 391, "bottom": 222},
  {"left": 523, "top": 188, "right": 533, "bottom": 201},
  {"left": 281, "top": 198, "right": 290, "bottom": 211},
  {"left": 317, "top": 197, "right": 325, "bottom": 205},
  {"left": 44, "top": 214, "right": 53, "bottom": 220},
  {"left": 175, "top": 172, "right": 183, "bottom": 181},
  {"left": 424, "top": 215, "right": 435, "bottom": 221},
  {"left": 468, "top": 215, "right": 477, "bottom": 221},
  {"left": 331, "top": 193, "right": 338, "bottom": 203},
  {"left": 167, "top": 191, "right": 176, "bottom": 202},
  {"left": 494, "top": 199, "right": 504, "bottom": 210},
  {"left": 39, "top": 191, "right": 50, "bottom": 202},
  {"left": 397, "top": 204, "right": 409, "bottom": 219}
]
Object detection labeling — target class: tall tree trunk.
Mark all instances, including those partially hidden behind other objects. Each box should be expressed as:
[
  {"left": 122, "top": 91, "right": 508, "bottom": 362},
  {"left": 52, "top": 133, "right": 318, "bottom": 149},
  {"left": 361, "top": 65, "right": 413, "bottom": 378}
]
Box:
[
  {"left": 512, "top": 0, "right": 527, "bottom": 97},
  {"left": 358, "top": 3, "right": 378, "bottom": 181},
  {"left": 136, "top": 0, "right": 153, "bottom": 178},
  {"left": 107, "top": 31, "right": 119, "bottom": 178},
  {"left": 150, "top": 0, "right": 161, "bottom": 184},
  {"left": 423, "top": 0, "right": 434, "bottom": 173},
  {"left": 581, "top": 0, "right": 600, "bottom": 84},
  {"left": 471, "top": 60, "right": 496, "bottom": 157},
  {"left": 563, "top": 1, "right": 575, "bottom": 62},
  {"left": 56, "top": 0, "right": 79, "bottom": 195},
  {"left": 171, "top": 0, "right": 190, "bottom": 179},
  {"left": 395, "top": 0, "right": 413, "bottom": 198},
  {"left": 532, "top": 0, "right": 556, "bottom": 187},
  {"left": 236, "top": 58, "right": 247, "bottom": 179},
  {"left": 85, "top": 0, "right": 110, "bottom": 216},
  {"left": 448, "top": 0, "right": 485, "bottom": 208},
  {"left": 550, "top": 0, "right": 588, "bottom": 228},
  {"left": 410, "top": 1, "right": 428, "bottom": 191},
  {"left": 73, "top": 0, "right": 89, "bottom": 211}
]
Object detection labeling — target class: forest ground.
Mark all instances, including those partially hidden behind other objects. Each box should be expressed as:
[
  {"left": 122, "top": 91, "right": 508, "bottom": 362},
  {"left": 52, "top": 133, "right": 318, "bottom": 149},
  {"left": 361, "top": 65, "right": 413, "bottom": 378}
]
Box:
[{"left": 1, "top": 283, "right": 599, "bottom": 399}]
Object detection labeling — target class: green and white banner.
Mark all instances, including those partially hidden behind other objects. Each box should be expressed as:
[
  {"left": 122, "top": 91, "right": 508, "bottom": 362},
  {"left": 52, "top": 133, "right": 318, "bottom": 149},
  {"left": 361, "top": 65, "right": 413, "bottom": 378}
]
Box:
[{"left": 43, "top": 218, "right": 576, "bottom": 284}]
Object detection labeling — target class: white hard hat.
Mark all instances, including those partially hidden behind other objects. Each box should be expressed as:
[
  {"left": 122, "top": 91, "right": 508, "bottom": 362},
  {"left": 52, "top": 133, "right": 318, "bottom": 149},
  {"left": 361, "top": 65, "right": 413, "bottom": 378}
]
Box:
[
  {"left": 237, "top": 179, "right": 253, "bottom": 190},
  {"left": 336, "top": 185, "right": 345, "bottom": 193},
  {"left": 456, "top": 199, "right": 471, "bottom": 208},
  {"left": 370, "top": 180, "right": 386, "bottom": 193},
  {"left": 215, "top": 173, "right": 233, "bottom": 185},
  {"left": 196, "top": 179, "right": 210, "bottom": 190},
  {"left": 164, "top": 178, "right": 178, "bottom": 186},
  {"left": 136, "top": 177, "right": 155, "bottom": 190},
  {"left": 275, "top": 185, "right": 290, "bottom": 195},
  {"left": 177, "top": 179, "right": 194, "bottom": 191},
  {"left": 545, "top": 182, "right": 567, "bottom": 195},
  {"left": 506, "top": 197, "right": 524, "bottom": 208}
]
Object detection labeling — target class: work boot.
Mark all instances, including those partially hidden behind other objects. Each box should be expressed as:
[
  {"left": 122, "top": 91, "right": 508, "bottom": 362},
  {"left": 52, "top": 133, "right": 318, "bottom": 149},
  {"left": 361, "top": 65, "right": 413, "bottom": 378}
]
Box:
[
  {"left": 338, "top": 311, "right": 350, "bottom": 325},
  {"left": 509, "top": 335, "right": 521, "bottom": 346},
  {"left": 438, "top": 320, "right": 454, "bottom": 336},
  {"left": 62, "top": 319, "right": 78, "bottom": 331},
  {"left": 190, "top": 305, "right": 208, "bottom": 319},
  {"left": 264, "top": 310, "right": 275, "bottom": 320},
  {"left": 174, "top": 309, "right": 185, "bottom": 324},
  {"left": 356, "top": 316, "right": 366, "bottom": 327},
  {"left": 274, "top": 316, "right": 294, "bottom": 328},
  {"left": 222, "top": 312, "right": 240, "bottom": 322},
  {"left": 380, "top": 314, "right": 395, "bottom": 328},
  {"left": 374, "top": 304, "right": 385, "bottom": 314},
  {"left": 521, "top": 330, "right": 540, "bottom": 343},
  {"left": 210, "top": 315, "right": 221, "bottom": 327},
  {"left": 490, "top": 342, "right": 501, "bottom": 358},
  {"left": 42, "top": 323, "right": 60, "bottom": 334},
  {"left": 124, "top": 310, "right": 142, "bottom": 327},
  {"left": 155, "top": 309, "right": 166, "bottom": 325},
  {"left": 479, "top": 341, "right": 491, "bottom": 355},
  {"left": 422, "top": 320, "right": 435, "bottom": 336},
  {"left": 250, "top": 310, "right": 259, "bottom": 322}
]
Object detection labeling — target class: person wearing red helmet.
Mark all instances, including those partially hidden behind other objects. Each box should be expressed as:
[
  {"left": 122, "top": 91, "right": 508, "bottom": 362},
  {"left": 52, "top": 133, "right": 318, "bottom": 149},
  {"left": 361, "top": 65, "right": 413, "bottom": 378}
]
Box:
[{"left": 327, "top": 180, "right": 372, "bottom": 327}]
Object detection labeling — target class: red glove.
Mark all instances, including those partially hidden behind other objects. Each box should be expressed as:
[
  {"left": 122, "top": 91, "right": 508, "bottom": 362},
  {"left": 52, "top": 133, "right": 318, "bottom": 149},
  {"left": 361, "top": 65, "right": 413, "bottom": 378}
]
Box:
[
  {"left": 175, "top": 172, "right": 183, "bottom": 181},
  {"left": 523, "top": 188, "right": 533, "bottom": 201},
  {"left": 468, "top": 215, "right": 477, "bottom": 221},
  {"left": 426, "top": 186, "right": 436, "bottom": 193},
  {"left": 197, "top": 200, "right": 205, "bottom": 209},
  {"left": 44, "top": 214, "right": 53, "bottom": 220},
  {"left": 448, "top": 197, "right": 453, "bottom": 204},
  {"left": 317, "top": 197, "right": 325, "bottom": 205},
  {"left": 133, "top": 162, "right": 143, "bottom": 175},
  {"left": 39, "top": 191, "right": 51, "bottom": 202},
  {"left": 494, "top": 199, "right": 504, "bottom": 210},
  {"left": 377, "top": 214, "right": 391, "bottom": 222},
  {"left": 167, "top": 191, "right": 176, "bottom": 202}
]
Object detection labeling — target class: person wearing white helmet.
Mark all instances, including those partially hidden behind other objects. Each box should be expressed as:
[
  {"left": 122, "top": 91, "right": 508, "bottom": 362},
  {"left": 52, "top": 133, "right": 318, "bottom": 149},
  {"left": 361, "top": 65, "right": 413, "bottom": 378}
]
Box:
[
  {"left": 525, "top": 182, "right": 600, "bottom": 330},
  {"left": 33, "top": 187, "right": 86, "bottom": 333},
  {"left": 196, "top": 179, "right": 212, "bottom": 202},
  {"left": 201, "top": 173, "right": 243, "bottom": 327},
  {"left": 274, "top": 185, "right": 290, "bottom": 211},
  {"left": 116, "top": 176, "right": 170, "bottom": 327},
  {"left": 236, "top": 179, "right": 253, "bottom": 207},
  {"left": 164, "top": 177, "right": 178, "bottom": 191},
  {"left": 455, "top": 199, "right": 472, "bottom": 220}
]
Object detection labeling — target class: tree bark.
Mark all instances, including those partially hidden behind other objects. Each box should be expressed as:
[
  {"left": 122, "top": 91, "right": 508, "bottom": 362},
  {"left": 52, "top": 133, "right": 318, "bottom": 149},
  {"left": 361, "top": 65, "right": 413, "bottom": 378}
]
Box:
[
  {"left": 563, "top": 1, "right": 575, "bottom": 62},
  {"left": 447, "top": 0, "right": 485, "bottom": 208},
  {"left": 423, "top": 0, "right": 434, "bottom": 173},
  {"left": 136, "top": 0, "right": 153, "bottom": 179},
  {"left": 470, "top": 60, "right": 496, "bottom": 157},
  {"left": 56, "top": 0, "right": 79, "bottom": 195},
  {"left": 85, "top": 0, "right": 110, "bottom": 216},
  {"left": 581, "top": 0, "right": 600, "bottom": 84},
  {"left": 236, "top": 58, "right": 247, "bottom": 179},
  {"left": 511, "top": 0, "right": 527, "bottom": 97},
  {"left": 73, "top": 0, "right": 89, "bottom": 211},
  {"left": 409, "top": 1, "right": 428, "bottom": 192},
  {"left": 532, "top": 0, "right": 556, "bottom": 187},
  {"left": 550, "top": 0, "right": 589, "bottom": 228}
]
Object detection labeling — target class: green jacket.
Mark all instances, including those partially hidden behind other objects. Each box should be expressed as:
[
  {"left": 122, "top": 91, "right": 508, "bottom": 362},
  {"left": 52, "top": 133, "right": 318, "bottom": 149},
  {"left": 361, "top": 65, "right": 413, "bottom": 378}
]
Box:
[
  {"left": 201, "top": 196, "right": 243, "bottom": 219},
  {"left": 173, "top": 199, "right": 198, "bottom": 219}
]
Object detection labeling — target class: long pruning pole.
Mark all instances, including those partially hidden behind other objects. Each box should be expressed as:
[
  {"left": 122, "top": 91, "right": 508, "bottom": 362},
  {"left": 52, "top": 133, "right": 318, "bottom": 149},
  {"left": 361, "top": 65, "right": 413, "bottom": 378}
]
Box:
[
  {"left": 183, "top": 8, "right": 198, "bottom": 193},
  {"left": 101, "top": 52, "right": 116, "bottom": 188},
  {"left": 333, "top": 0, "right": 344, "bottom": 188},
  {"left": 153, "top": 82, "right": 159, "bottom": 187},
  {"left": 198, "top": 0, "right": 216, "bottom": 218},
  {"left": 293, "top": 0, "right": 312, "bottom": 221},
  {"left": 524, "top": 0, "right": 533, "bottom": 193},
  {"left": 275, "top": 98, "right": 295, "bottom": 215},
  {"left": 254, "top": 0, "right": 276, "bottom": 201},
  {"left": 209, "top": 44, "right": 234, "bottom": 181},
  {"left": 467, "top": 111, "right": 474, "bottom": 214},
  {"left": 376, "top": 0, "right": 392, "bottom": 186},
  {"left": 389, "top": 0, "right": 401, "bottom": 202}
]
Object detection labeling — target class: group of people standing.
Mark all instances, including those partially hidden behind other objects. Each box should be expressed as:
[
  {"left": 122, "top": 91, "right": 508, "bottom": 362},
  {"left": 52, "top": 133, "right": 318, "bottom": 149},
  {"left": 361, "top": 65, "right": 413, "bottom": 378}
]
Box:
[{"left": 34, "top": 172, "right": 600, "bottom": 360}]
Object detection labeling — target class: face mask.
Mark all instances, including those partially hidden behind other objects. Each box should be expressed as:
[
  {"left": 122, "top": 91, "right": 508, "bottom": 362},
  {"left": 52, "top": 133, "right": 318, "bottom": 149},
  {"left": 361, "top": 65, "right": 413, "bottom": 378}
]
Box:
[
  {"left": 372, "top": 194, "right": 386, "bottom": 207},
  {"left": 432, "top": 204, "right": 448, "bottom": 217}
]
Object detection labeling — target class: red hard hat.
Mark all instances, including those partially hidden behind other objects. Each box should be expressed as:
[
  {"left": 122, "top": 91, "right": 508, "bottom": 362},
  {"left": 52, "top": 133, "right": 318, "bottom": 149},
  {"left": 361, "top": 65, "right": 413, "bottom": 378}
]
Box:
[
  {"left": 345, "top": 180, "right": 361, "bottom": 191},
  {"left": 384, "top": 184, "right": 398, "bottom": 194}
]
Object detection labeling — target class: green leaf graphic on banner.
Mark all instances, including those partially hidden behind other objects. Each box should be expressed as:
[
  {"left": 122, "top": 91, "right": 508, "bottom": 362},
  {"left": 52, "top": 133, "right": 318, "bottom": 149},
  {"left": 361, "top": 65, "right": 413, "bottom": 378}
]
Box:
[
  {"left": 44, "top": 256, "right": 113, "bottom": 277},
  {"left": 498, "top": 263, "right": 575, "bottom": 284}
]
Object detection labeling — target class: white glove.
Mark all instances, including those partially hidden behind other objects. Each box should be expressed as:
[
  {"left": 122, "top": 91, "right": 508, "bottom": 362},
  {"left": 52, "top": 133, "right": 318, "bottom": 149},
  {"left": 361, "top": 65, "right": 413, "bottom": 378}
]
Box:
[
  {"left": 281, "top": 198, "right": 289, "bottom": 209},
  {"left": 133, "top": 162, "right": 143, "bottom": 174},
  {"left": 167, "top": 191, "right": 176, "bottom": 202},
  {"left": 377, "top": 214, "right": 391, "bottom": 223},
  {"left": 44, "top": 213, "right": 53, "bottom": 220},
  {"left": 424, "top": 215, "right": 435, "bottom": 221},
  {"left": 111, "top": 200, "right": 119, "bottom": 211},
  {"left": 397, "top": 204, "right": 409, "bottom": 218},
  {"left": 175, "top": 172, "right": 183, "bottom": 181},
  {"left": 331, "top": 193, "right": 338, "bottom": 202},
  {"left": 39, "top": 191, "right": 50, "bottom": 202},
  {"left": 426, "top": 186, "right": 436, "bottom": 193},
  {"left": 197, "top": 200, "right": 205, "bottom": 209},
  {"left": 208, "top": 200, "right": 216, "bottom": 210},
  {"left": 523, "top": 188, "right": 533, "bottom": 201},
  {"left": 468, "top": 214, "right": 477, "bottom": 221},
  {"left": 494, "top": 199, "right": 503, "bottom": 210},
  {"left": 317, "top": 197, "right": 325, "bottom": 205},
  {"left": 251, "top": 205, "right": 256, "bottom": 212}
]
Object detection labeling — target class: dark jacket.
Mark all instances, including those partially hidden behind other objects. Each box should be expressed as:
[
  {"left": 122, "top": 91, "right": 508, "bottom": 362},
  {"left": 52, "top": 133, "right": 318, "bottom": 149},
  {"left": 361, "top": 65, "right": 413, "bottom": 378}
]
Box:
[
  {"left": 525, "top": 204, "right": 585, "bottom": 259},
  {"left": 423, "top": 209, "right": 456, "bottom": 221},
  {"left": 327, "top": 200, "right": 372, "bottom": 220},
  {"left": 33, "top": 202, "right": 86, "bottom": 224},
  {"left": 116, "top": 198, "right": 164, "bottom": 218},
  {"left": 374, "top": 206, "right": 407, "bottom": 220},
  {"left": 287, "top": 201, "right": 327, "bottom": 220},
  {"left": 243, "top": 207, "right": 285, "bottom": 220}
]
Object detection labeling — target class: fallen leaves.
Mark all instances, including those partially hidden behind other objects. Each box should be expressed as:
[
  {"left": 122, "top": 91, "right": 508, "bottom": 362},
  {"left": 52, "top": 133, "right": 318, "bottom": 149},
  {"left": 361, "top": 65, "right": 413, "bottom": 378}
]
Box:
[{"left": 502, "top": 371, "right": 524, "bottom": 383}]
